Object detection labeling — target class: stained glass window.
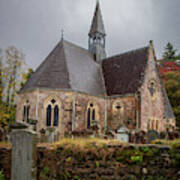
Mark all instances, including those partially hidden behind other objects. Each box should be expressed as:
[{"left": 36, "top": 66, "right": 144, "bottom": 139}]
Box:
[
  {"left": 46, "top": 105, "right": 51, "bottom": 126},
  {"left": 54, "top": 105, "right": 59, "bottom": 126},
  {"left": 87, "top": 108, "right": 91, "bottom": 129}
]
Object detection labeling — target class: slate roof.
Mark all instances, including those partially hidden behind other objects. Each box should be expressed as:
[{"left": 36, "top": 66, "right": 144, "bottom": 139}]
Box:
[
  {"left": 21, "top": 40, "right": 105, "bottom": 96},
  {"left": 89, "top": 1, "right": 106, "bottom": 36},
  {"left": 102, "top": 47, "right": 149, "bottom": 96},
  {"left": 162, "top": 86, "right": 175, "bottom": 119}
]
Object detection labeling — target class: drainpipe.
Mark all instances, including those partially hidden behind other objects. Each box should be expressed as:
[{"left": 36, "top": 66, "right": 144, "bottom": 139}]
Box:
[
  {"left": 72, "top": 92, "right": 77, "bottom": 138},
  {"left": 104, "top": 98, "right": 108, "bottom": 133},
  {"left": 36, "top": 88, "right": 40, "bottom": 119}
]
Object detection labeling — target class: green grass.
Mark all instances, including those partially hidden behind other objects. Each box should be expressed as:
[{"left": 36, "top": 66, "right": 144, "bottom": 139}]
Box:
[
  {"left": 52, "top": 138, "right": 126, "bottom": 150},
  {"left": 151, "top": 139, "right": 180, "bottom": 146}
]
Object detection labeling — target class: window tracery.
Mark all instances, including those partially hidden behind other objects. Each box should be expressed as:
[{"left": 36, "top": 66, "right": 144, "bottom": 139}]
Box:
[{"left": 44, "top": 96, "right": 61, "bottom": 127}]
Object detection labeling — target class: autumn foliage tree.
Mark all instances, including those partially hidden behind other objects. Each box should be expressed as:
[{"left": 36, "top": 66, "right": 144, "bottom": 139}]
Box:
[
  {"left": 163, "top": 72, "right": 180, "bottom": 128},
  {"left": 0, "top": 46, "right": 27, "bottom": 130},
  {"left": 3, "top": 46, "right": 25, "bottom": 106},
  {"left": 160, "top": 43, "right": 180, "bottom": 130}
]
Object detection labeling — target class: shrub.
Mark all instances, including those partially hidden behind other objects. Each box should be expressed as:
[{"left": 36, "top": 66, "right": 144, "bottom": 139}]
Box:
[{"left": 0, "top": 170, "right": 4, "bottom": 180}]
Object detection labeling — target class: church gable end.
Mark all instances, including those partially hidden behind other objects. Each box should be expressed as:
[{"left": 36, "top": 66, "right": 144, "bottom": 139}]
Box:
[{"left": 140, "top": 42, "right": 175, "bottom": 132}]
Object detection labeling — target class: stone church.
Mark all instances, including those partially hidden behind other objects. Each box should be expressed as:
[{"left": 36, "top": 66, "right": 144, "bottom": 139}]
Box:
[{"left": 16, "top": 1, "right": 175, "bottom": 141}]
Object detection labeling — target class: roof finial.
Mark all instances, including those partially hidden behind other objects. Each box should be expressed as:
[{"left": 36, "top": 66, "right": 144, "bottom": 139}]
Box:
[{"left": 61, "top": 29, "right": 64, "bottom": 40}]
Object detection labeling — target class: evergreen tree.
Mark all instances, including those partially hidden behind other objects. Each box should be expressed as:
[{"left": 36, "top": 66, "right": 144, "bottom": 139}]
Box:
[{"left": 163, "top": 42, "right": 177, "bottom": 61}]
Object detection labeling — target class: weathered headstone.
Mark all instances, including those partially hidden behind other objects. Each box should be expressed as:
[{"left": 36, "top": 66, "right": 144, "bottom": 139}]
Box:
[
  {"left": 147, "top": 130, "right": 160, "bottom": 143},
  {"left": 10, "top": 123, "right": 37, "bottom": 180},
  {"left": 46, "top": 127, "right": 55, "bottom": 143},
  {"left": 117, "top": 126, "right": 129, "bottom": 143}
]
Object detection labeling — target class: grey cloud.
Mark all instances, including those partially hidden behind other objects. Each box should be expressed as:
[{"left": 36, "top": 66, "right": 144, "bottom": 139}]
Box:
[{"left": 0, "top": 0, "right": 180, "bottom": 69}]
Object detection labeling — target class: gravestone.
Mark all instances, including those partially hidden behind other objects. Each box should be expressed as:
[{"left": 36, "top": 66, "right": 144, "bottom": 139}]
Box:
[
  {"left": 147, "top": 130, "right": 160, "bottom": 143},
  {"left": 117, "top": 126, "right": 129, "bottom": 143},
  {"left": 46, "top": 127, "right": 56, "bottom": 143},
  {"left": 10, "top": 123, "right": 37, "bottom": 180}
]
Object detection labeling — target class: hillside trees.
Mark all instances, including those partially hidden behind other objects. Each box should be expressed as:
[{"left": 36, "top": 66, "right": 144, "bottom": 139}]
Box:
[
  {"left": 3, "top": 46, "right": 25, "bottom": 106},
  {"left": 160, "top": 42, "right": 180, "bottom": 129},
  {"left": 20, "top": 68, "right": 34, "bottom": 88},
  {"left": 0, "top": 46, "right": 28, "bottom": 129},
  {"left": 163, "top": 72, "right": 180, "bottom": 128}
]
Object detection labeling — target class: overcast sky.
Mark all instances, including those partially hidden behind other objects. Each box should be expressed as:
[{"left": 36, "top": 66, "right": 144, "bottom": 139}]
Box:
[{"left": 0, "top": 0, "right": 180, "bottom": 69}]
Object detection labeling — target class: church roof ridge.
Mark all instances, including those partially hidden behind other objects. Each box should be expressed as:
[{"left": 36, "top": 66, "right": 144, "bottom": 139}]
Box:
[{"left": 104, "top": 46, "right": 149, "bottom": 61}]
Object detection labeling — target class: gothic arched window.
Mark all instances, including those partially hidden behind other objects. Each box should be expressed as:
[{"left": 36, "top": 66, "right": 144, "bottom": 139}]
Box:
[
  {"left": 54, "top": 105, "right": 59, "bottom": 127},
  {"left": 46, "top": 105, "right": 52, "bottom": 126},
  {"left": 44, "top": 97, "right": 61, "bottom": 127},
  {"left": 87, "top": 108, "right": 91, "bottom": 129},
  {"left": 23, "top": 106, "right": 26, "bottom": 122},
  {"left": 23, "top": 100, "right": 30, "bottom": 122},
  {"left": 87, "top": 102, "right": 99, "bottom": 129}
]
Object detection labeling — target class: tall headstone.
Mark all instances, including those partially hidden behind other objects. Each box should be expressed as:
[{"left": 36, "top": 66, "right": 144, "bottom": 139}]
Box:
[{"left": 10, "top": 123, "right": 37, "bottom": 180}]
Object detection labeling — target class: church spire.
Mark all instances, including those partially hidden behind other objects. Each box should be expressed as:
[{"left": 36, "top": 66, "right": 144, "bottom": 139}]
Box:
[
  {"left": 89, "top": 0, "right": 106, "bottom": 36},
  {"left": 88, "top": 0, "right": 106, "bottom": 64}
]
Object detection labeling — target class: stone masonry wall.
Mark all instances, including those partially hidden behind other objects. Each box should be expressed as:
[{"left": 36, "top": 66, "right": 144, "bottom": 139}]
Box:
[
  {"left": 1, "top": 143, "right": 180, "bottom": 180},
  {"left": 0, "top": 146, "right": 11, "bottom": 180},
  {"left": 16, "top": 89, "right": 139, "bottom": 139},
  {"left": 107, "top": 96, "right": 137, "bottom": 131},
  {"left": 36, "top": 143, "right": 180, "bottom": 180},
  {"left": 140, "top": 46, "right": 165, "bottom": 132},
  {"left": 75, "top": 93, "right": 105, "bottom": 134},
  {"left": 16, "top": 90, "right": 74, "bottom": 138}
]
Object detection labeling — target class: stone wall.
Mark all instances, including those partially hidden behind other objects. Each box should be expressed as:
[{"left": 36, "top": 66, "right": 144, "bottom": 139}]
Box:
[
  {"left": 16, "top": 89, "right": 139, "bottom": 140},
  {"left": 140, "top": 46, "right": 166, "bottom": 132},
  {"left": 16, "top": 89, "right": 75, "bottom": 138},
  {"left": 107, "top": 95, "right": 137, "bottom": 131},
  {"left": 36, "top": 143, "right": 180, "bottom": 180},
  {"left": 1, "top": 143, "right": 180, "bottom": 180},
  {"left": 75, "top": 93, "right": 105, "bottom": 134},
  {"left": 0, "top": 146, "right": 11, "bottom": 180}
]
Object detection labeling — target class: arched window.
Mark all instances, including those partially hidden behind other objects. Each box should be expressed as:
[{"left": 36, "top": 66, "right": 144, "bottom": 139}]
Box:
[
  {"left": 23, "top": 106, "right": 26, "bottom": 122},
  {"left": 46, "top": 105, "right": 51, "bottom": 126},
  {"left": 151, "top": 120, "right": 154, "bottom": 130},
  {"left": 44, "top": 96, "right": 61, "bottom": 127},
  {"left": 54, "top": 105, "right": 59, "bottom": 126},
  {"left": 22, "top": 100, "right": 30, "bottom": 122},
  {"left": 156, "top": 120, "right": 159, "bottom": 131},
  {"left": 147, "top": 120, "right": 150, "bottom": 130},
  {"left": 92, "top": 109, "right": 95, "bottom": 121},
  {"left": 87, "top": 102, "right": 99, "bottom": 129},
  {"left": 87, "top": 108, "right": 91, "bottom": 129}
]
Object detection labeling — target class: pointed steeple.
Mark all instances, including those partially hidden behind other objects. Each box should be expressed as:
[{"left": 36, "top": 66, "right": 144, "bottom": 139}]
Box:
[
  {"left": 88, "top": 0, "right": 106, "bottom": 64},
  {"left": 89, "top": 0, "right": 106, "bottom": 36}
]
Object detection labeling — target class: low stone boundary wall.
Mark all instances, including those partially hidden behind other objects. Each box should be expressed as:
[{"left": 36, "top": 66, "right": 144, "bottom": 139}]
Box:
[
  {"left": 36, "top": 144, "right": 180, "bottom": 180},
  {"left": 0, "top": 146, "right": 11, "bottom": 180},
  {"left": 0, "top": 143, "right": 180, "bottom": 180}
]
